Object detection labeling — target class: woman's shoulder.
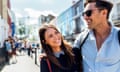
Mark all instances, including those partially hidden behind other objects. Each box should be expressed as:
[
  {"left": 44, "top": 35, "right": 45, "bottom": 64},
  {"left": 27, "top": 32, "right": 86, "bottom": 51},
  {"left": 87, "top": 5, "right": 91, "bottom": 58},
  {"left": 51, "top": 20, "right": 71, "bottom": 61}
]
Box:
[
  {"left": 40, "top": 57, "right": 52, "bottom": 65},
  {"left": 40, "top": 57, "right": 47, "bottom": 62},
  {"left": 40, "top": 57, "right": 50, "bottom": 72}
]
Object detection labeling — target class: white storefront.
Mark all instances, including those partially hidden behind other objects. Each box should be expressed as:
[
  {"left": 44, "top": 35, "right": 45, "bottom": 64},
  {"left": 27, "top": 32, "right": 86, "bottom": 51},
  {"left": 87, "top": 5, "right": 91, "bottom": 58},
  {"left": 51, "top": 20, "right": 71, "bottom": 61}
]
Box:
[{"left": 0, "top": 16, "right": 9, "bottom": 48}]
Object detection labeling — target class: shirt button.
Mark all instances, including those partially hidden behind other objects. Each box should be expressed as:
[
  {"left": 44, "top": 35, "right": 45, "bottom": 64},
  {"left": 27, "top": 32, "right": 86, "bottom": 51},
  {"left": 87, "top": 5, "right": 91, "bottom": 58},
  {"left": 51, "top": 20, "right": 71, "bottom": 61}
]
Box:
[
  {"left": 89, "top": 68, "right": 92, "bottom": 72},
  {"left": 83, "top": 55, "right": 85, "bottom": 59},
  {"left": 95, "top": 58, "right": 100, "bottom": 62}
]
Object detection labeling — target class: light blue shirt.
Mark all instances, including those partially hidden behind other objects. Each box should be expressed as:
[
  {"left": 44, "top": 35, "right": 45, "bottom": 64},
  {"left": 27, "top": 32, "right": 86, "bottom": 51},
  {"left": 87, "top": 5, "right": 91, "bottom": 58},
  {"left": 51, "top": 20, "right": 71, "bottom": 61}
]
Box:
[{"left": 73, "top": 26, "right": 120, "bottom": 72}]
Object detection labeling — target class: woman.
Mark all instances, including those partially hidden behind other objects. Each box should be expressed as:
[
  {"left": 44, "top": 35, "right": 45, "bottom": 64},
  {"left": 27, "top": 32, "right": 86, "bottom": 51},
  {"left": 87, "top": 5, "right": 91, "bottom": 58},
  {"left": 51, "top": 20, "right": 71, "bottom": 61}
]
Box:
[{"left": 39, "top": 24, "right": 80, "bottom": 72}]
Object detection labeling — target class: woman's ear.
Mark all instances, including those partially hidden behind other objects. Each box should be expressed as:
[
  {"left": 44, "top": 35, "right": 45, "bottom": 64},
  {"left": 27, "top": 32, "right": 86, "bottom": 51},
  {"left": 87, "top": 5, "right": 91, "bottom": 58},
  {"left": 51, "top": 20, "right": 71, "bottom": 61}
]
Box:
[
  {"left": 42, "top": 40, "right": 45, "bottom": 43},
  {"left": 42, "top": 40, "right": 47, "bottom": 44}
]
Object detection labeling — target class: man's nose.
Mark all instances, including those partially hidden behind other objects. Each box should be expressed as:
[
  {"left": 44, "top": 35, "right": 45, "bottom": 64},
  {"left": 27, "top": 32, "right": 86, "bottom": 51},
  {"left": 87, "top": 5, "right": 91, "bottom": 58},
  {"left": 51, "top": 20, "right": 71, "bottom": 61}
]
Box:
[{"left": 83, "top": 15, "right": 89, "bottom": 20}]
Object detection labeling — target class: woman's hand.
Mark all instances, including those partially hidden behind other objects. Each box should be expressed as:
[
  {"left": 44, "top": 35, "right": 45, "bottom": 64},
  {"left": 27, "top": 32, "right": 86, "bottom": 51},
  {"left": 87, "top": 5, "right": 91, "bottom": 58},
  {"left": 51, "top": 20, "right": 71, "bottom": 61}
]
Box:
[{"left": 39, "top": 53, "right": 46, "bottom": 61}]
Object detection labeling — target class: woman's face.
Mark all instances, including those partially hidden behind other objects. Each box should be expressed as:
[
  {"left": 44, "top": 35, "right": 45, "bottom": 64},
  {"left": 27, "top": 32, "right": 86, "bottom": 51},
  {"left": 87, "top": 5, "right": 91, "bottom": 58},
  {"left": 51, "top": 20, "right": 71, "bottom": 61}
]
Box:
[{"left": 44, "top": 28, "right": 62, "bottom": 48}]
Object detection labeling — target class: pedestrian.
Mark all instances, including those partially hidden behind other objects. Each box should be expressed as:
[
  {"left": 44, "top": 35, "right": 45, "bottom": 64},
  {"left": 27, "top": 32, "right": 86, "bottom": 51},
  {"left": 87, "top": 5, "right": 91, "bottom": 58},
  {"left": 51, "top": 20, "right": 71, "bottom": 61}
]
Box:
[
  {"left": 10, "top": 38, "right": 17, "bottom": 64},
  {"left": 5, "top": 39, "right": 12, "bottom": 64},
  {"left": 39, "top": 24, "right": 80, "bottom": 72},
  {"left": 4, "top": 39, "right": 10, "bottom": 64},
  {"left": 73, "top": 0, "right": 120, "bottom": 72}
]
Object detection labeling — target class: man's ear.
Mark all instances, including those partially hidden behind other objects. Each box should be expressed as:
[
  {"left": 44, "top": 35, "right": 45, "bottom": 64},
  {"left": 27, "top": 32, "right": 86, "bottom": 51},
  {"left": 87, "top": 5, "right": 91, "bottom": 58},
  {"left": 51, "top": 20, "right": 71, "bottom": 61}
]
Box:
[{"left": 102, "top": 9, "right": 107, "bottom": 16}]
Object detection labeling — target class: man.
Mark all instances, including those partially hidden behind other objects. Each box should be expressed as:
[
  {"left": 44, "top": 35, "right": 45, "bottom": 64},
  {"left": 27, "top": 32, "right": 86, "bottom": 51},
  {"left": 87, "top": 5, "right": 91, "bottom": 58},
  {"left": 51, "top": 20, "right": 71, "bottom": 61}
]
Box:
[{"left": 73, "top": 0, "right": 120, "bottom": 72}]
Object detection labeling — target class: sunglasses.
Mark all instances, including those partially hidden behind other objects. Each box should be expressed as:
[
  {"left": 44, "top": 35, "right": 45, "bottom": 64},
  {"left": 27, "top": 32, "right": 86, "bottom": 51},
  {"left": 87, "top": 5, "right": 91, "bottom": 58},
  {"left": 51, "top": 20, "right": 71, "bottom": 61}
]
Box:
[
  {"left": 82, "top": 10, "right": 92, "bottom": 17},
  {"left": 82, "top": 9, "right": 103, "bottom": 17}
]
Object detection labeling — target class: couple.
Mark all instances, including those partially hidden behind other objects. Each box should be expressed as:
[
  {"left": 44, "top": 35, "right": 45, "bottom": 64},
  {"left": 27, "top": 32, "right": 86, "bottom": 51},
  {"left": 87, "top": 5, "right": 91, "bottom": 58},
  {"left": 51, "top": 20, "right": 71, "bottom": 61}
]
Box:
[{"left": 39, "top": 0, "right": 120, "bottom": 72}]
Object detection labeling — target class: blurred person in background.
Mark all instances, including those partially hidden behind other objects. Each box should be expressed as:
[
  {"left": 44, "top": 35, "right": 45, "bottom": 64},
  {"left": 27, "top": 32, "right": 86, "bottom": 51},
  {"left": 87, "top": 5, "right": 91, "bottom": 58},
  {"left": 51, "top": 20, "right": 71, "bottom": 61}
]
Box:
[
  {"left": 5, "top": 39, "right": 12, "bottom": 64},
  {"left": 9, "top": 36, "right": 17, "bottom": 64}
]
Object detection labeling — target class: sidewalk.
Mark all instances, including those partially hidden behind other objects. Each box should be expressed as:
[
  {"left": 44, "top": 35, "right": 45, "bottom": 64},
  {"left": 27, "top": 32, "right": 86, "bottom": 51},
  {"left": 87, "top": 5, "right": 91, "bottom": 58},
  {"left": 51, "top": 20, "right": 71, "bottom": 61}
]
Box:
[{"left": 1, "top": 55, "right": 40, "bottom": 72}]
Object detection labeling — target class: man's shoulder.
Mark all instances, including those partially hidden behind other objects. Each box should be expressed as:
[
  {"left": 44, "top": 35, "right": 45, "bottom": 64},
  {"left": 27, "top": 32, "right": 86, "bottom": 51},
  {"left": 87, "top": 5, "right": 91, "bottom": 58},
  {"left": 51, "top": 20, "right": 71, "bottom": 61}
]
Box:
[
  {"left": 114, "top": 26, "right": 120, "bottom": 31},
  {"left": 76, "top": 29, "right": 89, "bottom": 40},
  {"left": 73, "top": 29, "right": 89, "bottom": 48}
]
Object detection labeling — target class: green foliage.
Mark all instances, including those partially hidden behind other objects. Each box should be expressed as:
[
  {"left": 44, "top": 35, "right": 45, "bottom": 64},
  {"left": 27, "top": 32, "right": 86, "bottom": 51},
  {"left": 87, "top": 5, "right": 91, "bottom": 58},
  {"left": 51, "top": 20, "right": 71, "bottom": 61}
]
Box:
[{"left": 19, "top": 27, "right": 25, "bottom": 35}]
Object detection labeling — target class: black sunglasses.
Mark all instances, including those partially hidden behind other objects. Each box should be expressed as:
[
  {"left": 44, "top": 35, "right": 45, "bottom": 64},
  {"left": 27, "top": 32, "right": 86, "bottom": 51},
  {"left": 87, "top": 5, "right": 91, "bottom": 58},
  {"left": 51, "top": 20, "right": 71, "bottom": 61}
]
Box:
[
  {"left": 82, "top": 10, "right": 92, "bottom": 17},
  {"left": 82, "top": 8, "right": 103, "bottom": 17}
]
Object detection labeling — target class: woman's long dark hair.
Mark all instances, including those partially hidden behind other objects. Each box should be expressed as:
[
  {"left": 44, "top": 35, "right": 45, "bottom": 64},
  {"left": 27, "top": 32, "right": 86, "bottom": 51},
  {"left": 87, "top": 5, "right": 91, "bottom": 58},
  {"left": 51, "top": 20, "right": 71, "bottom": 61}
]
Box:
[{"left": 39, "top": 24, "right": 74, "bottom": 69}]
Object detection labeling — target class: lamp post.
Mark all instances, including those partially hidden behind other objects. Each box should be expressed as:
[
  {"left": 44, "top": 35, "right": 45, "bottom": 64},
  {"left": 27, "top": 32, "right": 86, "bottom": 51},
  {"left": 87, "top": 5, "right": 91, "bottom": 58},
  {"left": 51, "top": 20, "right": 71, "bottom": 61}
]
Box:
[
  {"left": 35, "top": 43, "right": 39, "bottom": 65},
  {"left": 34, "top": 47, "right": 37, "bottom": 65}
]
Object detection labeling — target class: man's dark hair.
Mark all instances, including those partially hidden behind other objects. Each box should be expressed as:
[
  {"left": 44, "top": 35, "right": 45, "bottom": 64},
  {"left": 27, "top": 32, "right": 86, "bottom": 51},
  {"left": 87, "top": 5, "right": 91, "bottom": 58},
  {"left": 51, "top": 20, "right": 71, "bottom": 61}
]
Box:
[{"left": 84, "top": 0, "right": 113, "bottom": 19}]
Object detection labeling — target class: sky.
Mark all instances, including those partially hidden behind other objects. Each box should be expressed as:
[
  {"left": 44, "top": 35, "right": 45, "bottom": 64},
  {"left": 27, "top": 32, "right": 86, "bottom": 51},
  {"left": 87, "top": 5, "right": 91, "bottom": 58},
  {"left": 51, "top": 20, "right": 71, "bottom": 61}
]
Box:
[{"left": 10, "top": 0, "right": 73, "bottom": 18}]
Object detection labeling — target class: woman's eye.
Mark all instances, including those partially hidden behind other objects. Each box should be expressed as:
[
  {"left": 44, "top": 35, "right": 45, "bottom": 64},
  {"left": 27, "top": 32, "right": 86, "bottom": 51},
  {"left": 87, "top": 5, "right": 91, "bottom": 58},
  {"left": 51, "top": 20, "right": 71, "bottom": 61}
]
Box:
[
  {"left": 48, "top": 31, "right": 59, "bottom": 38},
  {"left": 49, "top": 34, "right": 53, "bottom": 38},
  {"left": 55, "top": 31, "right": 59, "bottom": 34}
]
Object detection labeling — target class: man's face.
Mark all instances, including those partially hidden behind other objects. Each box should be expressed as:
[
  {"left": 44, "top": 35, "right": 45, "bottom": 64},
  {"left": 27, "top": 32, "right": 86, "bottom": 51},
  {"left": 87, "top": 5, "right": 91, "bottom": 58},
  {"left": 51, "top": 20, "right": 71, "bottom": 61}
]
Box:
[{"left": 83, "top": 2, "right": 103, "bottom": 29}]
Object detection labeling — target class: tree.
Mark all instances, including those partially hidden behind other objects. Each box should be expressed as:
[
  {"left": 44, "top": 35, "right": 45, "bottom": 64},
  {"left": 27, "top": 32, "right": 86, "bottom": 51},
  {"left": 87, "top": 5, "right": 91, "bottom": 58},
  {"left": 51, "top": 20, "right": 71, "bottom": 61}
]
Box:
[{"left": 19, "top": 26, "right": 25, "bottom": 35}]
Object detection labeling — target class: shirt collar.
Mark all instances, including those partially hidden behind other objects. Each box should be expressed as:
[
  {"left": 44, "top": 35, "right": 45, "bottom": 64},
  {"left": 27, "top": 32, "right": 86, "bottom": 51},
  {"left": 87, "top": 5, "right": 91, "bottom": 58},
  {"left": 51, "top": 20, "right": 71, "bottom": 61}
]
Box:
[
  {"left": 54, "top": 51, "right": 65, "bottom": 58},
  {"left": 89, "top": 22, "right": 114, "bottom": 40}
]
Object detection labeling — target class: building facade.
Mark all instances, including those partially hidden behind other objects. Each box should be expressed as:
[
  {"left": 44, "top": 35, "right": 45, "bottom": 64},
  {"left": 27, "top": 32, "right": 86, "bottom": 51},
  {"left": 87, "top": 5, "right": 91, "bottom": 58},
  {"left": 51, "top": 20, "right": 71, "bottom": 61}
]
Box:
[
  {"left": 0, "top": 0, "right": 11, "bottom": 47},
  {"left": 56, "top": 7, "right": 73, "bottom": 36},
  {"left": 56, "top": 0, "right": 84, "bottom": 42},
  {"left": 0, "top": 0, "right": 11, "bottom": 66},
  {"left": 38, "top": 14, "right": 55, "bottom": 25},
  {"left": 108, "top": 0, "right": 120, "bottom": 27}
]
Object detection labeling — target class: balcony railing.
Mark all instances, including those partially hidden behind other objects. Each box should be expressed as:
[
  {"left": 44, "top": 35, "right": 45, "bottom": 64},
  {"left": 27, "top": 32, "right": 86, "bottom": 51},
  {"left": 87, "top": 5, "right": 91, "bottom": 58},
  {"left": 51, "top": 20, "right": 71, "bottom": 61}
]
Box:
[{"left": 112, "top": 14, "right": 120, "bottom": 25}]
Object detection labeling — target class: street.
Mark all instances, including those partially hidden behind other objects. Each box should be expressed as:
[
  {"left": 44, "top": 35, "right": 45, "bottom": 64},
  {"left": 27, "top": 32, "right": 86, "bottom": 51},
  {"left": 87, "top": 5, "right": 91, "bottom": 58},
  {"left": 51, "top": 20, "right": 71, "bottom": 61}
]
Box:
[{"left": 1, "top": 54, "right": 40, "bottom": 72}]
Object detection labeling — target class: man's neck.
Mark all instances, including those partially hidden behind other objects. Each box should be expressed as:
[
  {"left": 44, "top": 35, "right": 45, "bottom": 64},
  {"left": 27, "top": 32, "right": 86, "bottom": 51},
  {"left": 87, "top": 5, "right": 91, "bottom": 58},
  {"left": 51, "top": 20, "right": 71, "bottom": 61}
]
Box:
[
  {"left": 94, "top": 21, "right": 111, "bottom": 50},
  {"left": 94, "top": 21, "right": 111, "bottom": 38}
]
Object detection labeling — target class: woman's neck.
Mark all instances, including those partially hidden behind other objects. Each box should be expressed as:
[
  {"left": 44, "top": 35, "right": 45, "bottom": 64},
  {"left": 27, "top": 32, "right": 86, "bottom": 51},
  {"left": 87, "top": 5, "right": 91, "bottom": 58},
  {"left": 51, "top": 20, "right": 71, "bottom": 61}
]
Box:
[{"left": 52, "top": 47, "right": 62, "bottom": 53}]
